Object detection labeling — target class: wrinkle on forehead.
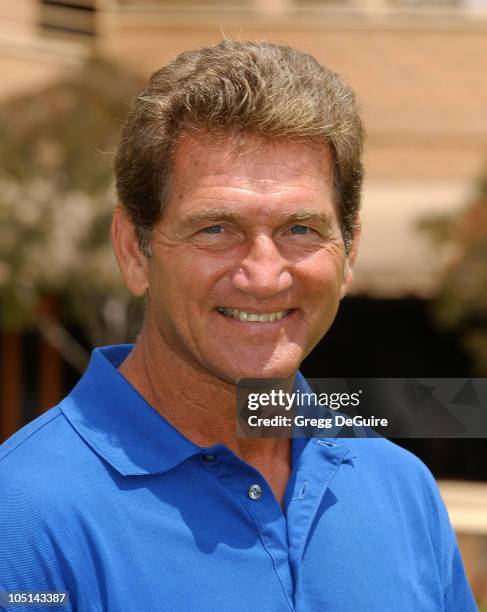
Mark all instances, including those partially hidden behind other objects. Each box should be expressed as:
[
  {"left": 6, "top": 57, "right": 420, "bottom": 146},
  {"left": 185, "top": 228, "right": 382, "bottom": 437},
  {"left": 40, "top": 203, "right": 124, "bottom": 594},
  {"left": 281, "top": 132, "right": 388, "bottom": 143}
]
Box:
[{"left": 173, "top": 130, "right": 334, "bottom": 194}]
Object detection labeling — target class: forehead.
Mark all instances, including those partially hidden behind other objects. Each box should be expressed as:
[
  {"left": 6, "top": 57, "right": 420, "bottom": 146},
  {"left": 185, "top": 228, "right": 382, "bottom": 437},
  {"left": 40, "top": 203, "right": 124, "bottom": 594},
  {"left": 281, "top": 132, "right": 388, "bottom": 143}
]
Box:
[{"left": 168, "top": 131, "right": 335, "bottom": 201}]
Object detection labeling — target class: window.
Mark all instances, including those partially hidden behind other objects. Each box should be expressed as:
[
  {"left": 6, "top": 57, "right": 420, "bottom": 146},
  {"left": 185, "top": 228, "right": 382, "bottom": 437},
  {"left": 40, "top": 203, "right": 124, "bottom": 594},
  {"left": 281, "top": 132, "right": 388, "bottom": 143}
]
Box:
[{"left": 39, "top": 0, "right": 97, "bottom": 37}]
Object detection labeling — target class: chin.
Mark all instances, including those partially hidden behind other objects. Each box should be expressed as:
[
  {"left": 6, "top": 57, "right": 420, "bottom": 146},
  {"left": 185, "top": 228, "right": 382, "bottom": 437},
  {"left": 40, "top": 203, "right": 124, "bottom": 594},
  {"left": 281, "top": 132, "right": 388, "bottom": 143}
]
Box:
[
  {"left": 199, "top": 340, "right": 308, "bottom": 384},
  {"left": 220, "top": 356, "right": 303, "bottom": 383}
]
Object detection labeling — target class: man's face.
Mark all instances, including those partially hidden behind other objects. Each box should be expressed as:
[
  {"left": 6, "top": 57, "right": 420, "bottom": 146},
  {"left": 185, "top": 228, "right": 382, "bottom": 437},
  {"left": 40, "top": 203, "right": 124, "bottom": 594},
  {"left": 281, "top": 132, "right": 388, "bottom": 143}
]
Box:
[{"left": 142, "top": 133, "right": 355, "bottom": 383}]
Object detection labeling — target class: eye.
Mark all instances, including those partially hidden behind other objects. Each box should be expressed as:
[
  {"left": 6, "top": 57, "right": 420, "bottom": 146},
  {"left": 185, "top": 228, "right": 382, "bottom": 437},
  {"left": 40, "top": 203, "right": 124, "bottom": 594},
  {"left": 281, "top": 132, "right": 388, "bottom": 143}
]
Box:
[
  {"left": 202, "top": 225, "right": 224, "bottom": 234},
  {"left": 289, "top": 224, "right": 310, "bottom": 235}
]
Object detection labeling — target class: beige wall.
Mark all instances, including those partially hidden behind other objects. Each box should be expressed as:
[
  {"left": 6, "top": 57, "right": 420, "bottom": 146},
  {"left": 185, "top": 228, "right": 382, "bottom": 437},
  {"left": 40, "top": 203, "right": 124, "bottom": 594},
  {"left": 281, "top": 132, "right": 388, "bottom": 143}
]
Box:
[
  {"left": 100, "top": 8, "right": 487, "bottom": 182},
  {"left": 0, "top": 0, "right": 88, "bottom": 99}
]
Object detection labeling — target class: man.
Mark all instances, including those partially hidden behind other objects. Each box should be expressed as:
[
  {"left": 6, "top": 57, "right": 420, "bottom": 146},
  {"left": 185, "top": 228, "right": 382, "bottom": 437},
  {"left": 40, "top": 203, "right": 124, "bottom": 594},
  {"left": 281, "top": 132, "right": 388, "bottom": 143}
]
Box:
[{"left": 0, "top": 41, "right": 477, "bottom": 611}]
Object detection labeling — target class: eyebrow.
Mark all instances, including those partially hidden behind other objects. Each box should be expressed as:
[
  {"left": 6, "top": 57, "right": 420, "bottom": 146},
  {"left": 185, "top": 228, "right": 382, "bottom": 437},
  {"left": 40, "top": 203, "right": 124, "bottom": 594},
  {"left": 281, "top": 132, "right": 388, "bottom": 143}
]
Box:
[
  {"left": 282, "top": 209, "right": 333, "bottom": 226},
  {"left": 179, "top": 207, "right": 334, "bottom": 228},
  {"left": 179, "top": 208, "right": 243, "bottom": 228}
]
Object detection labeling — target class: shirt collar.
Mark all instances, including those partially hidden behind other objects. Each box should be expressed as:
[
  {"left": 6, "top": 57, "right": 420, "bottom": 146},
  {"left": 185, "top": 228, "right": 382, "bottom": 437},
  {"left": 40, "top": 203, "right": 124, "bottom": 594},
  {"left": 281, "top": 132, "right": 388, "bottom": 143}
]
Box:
[
  {"left": 292, "top": 371, "right": 353, "bottom": 464},
  {"left": 60, "top": 345, "right": 202, "bottom": 476},
  {"left": 60, "top": 345, "right": 350, "bottom": 477}
]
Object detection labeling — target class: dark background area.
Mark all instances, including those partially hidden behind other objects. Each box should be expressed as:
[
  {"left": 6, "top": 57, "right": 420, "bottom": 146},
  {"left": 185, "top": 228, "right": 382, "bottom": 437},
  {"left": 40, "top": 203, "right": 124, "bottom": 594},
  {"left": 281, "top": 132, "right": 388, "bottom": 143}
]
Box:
[
  {"left": 301, "top": 296, "right": 487, "bottom": 481},
  {"left": 3, "top": 295, "right": 486, "bottom": 482}
]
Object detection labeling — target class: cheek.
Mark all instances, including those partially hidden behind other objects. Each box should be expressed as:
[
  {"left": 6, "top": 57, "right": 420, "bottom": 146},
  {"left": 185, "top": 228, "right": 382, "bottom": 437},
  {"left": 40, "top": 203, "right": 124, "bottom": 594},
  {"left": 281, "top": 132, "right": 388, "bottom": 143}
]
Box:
[
  {"left": 297, "top": 254, "right": 345, "bottom": 295},
  {"left": 192, "top": 248, "right": 238, "bottom": 274},
  {"left": 149, "top": 251, "right": 230, "bottom": 313}
]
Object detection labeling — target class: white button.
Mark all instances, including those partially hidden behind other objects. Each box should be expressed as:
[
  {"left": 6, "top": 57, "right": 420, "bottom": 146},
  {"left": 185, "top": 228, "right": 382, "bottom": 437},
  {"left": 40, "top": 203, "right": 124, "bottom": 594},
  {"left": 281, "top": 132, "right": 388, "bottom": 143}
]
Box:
[
  {"left": 201, "top": 454, "right": 216, "bottom": 462},
  {"left": 248, "top": 484, "right": 262, "bottom": 500}
]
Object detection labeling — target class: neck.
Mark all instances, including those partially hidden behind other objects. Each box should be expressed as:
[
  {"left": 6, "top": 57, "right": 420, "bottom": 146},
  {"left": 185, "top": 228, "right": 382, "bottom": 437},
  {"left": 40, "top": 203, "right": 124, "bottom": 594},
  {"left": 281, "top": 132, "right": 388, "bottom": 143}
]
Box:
[{"left": 118, "top": 330, "right": 292, "bottom": 503}]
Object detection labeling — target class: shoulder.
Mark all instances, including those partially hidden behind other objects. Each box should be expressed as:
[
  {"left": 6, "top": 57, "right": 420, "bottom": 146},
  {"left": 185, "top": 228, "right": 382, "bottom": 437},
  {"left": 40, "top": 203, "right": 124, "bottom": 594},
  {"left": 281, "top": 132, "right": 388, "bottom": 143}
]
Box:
[
  {"left": 0, "top": 403, "right": 96, "bottom": 521},
  {"left": 1, "top": 404, "right": 81, "bottom": 477},
  {"left": 337, "top": 437, "right": 455, "bottom": 557},
  {"left": 344, "top": 436, "right": 444, "bottom": 505},
  {"left": 345, "top": 435, "right": 434, "bottom": 476},
  {"left": 344, "top": 437, "right": 457, "bottom": 584},
  {"left": 1, "top": 405, "right": 64, "bottom": 457},
  {"left": 0, "top": 406, "right": 69, "bottom": 482}
]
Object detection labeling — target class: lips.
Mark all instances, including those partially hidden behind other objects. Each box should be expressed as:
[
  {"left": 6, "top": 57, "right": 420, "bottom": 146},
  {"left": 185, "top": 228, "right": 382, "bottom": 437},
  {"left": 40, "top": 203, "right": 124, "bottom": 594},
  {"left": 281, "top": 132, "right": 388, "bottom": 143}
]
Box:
[{"left": 216, "top": 307, "right": 291, "bottom": 322}]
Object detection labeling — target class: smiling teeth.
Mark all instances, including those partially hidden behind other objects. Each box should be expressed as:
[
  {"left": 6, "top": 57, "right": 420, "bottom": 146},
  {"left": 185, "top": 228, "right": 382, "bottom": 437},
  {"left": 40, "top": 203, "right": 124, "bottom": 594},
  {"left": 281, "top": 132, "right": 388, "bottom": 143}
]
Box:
[{"left": 218, "top": 308, "right": 288, "bottom": 322}]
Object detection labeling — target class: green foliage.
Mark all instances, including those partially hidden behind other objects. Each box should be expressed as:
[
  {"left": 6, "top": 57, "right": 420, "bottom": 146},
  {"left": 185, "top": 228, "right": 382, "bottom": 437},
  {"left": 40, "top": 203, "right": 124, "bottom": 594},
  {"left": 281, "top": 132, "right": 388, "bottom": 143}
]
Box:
[
  {"left": 0, "top": 55, "right": 145, "bottom": 349},
  {"left": 420, "top": 171, "right": 487, "bottom": 375}
]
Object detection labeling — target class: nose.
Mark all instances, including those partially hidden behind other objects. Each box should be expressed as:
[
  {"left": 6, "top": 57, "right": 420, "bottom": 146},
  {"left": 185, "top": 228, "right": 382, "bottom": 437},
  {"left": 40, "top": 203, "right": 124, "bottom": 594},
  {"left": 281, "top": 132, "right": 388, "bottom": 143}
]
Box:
[{"left": 232, "top": 234, "right": 292, "bottom": 299}]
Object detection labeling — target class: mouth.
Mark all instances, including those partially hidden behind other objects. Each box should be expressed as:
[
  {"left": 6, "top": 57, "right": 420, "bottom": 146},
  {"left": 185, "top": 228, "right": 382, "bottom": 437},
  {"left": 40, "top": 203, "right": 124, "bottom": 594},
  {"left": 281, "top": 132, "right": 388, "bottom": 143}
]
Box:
[{"left": 216, "top": 307, "right": 293, "bottom": 322}]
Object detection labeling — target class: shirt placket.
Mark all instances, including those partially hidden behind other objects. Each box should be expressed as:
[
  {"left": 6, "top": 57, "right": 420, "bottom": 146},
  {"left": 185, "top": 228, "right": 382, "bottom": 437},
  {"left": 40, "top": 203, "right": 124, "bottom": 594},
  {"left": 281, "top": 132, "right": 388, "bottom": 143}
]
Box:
[
  {"left": 194, "top": 439, "right": 351, "bottom": 612},
  {"left": 195, "top": 445, "right": 295, "bottom": 611},
  {"left": 285, "top": 438, "right": 351, "bottom": 611}
]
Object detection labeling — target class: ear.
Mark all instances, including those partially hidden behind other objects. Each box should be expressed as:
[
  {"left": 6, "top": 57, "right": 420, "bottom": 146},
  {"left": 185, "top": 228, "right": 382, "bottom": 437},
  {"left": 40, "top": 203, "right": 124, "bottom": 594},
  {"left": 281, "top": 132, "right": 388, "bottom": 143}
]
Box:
[
  {"left": 340, "top": 218, "right": 361, "bottom": 299},
  {"left": 111, "top": 205, "right": 149, "bottom": 297}
]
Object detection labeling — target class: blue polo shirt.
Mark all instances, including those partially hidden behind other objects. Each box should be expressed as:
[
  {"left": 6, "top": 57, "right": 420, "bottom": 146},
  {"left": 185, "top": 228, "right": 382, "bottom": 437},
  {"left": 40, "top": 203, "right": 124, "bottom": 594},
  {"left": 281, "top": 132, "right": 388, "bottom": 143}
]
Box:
[{"left": 0, "top": 345, "right": 477, "bottom": 611}]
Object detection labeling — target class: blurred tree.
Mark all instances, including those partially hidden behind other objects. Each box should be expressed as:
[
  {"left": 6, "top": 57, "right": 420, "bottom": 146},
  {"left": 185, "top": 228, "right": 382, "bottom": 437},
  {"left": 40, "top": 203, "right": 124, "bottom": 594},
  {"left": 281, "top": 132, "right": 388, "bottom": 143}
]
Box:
[
  {"left": 0, "top": 56, "right": 145, "bottom": 371},
  {"left": 420, "top": 170, "right": 487, "bottom": 376}
]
